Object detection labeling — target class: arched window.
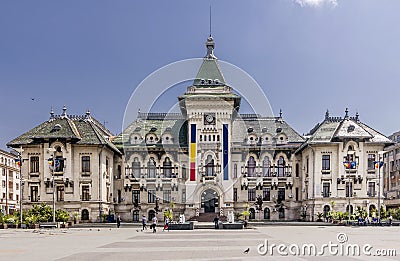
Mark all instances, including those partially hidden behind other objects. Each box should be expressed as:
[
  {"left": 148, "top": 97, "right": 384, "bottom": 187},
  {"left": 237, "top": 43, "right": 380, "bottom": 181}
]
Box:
[
  {"left": 278, "top": 208, "right": 285, "bottom": 219},
  {"left": 277, "top": 156, "right": 285, "bottom": 177},
  {"left": 346, "top": 205, "right": 354, "bottom": 215},
  {"left": 323, "top": 205, "right": 330, "bottom": 218},
  {"left": 247, "top": 156, "right": 256, "bottom": 177},
  {"left": 147, "top": 157, "right": 156, "bottom": 178},
  {"left": 262, "top": 156, "right": 270, "bottom": 177},
  {"left": 233, "top": 164, "right": 238, "bottom": 179},
  {"left": 163, "top": 157, "right": 172, "bottom": 178},
  {"left": 81, "top": 209, "right": 89, "bottom": 221},
  {"left": 205, "top": 155, "right": 214, "bottom": 176},
  {"left": 132, "top": 157, "right": 141, "bottom": 178},
  {"left": 264, "top": 208, "right": 270, "bottom": 220},
  {"left": 295, "top": 163, "right": 299, "bottom": 177},
  {"left": 133, "top": 210, "right": 139, "bottom": 222},
  {"left": 249, "top": 208, "right": 256, "bottom": 220},
  {"left": 148, "top": 210, "right": 156, "bottom": 221}
]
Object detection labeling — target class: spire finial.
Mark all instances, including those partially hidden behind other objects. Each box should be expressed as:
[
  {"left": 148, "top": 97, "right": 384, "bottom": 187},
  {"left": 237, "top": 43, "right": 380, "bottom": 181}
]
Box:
[
  {"left": 209, "top": 5, "right": 212, "bottom": 37},
  {"left": 325, "top": 109, "right": 330, "bottom": 120},
  {"left": 279, "top": 109, "right": 283, "bottom": 118},
  {"left": 50, "top": 107, "right": 54, "bottom": 120},
  {"left": 345, "top": 108, "right": 349, "bottom": 119},
  {"left": 355, "top": 111, "right": 359, "bottom": 121},
  {"left": 62, "top": 105, "right": 67, "bottom": 117}
]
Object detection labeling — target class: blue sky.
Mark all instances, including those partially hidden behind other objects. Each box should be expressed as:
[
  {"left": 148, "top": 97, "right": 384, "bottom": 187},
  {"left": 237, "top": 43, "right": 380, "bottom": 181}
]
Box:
[{"left": 1, "top": 0, "right": 400, "bottom": 149}]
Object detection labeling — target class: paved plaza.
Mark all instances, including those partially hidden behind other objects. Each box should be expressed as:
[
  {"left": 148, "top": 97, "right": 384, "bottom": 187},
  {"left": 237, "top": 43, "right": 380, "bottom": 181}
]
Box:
[{"left": 0, "top": 225, "right": 399, "bottom": 260}]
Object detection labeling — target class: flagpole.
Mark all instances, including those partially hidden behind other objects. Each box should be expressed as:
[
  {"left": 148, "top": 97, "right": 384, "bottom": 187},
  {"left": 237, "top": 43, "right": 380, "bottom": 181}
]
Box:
[{"left": 19, "top": 147, "right": 23, "bottom": 228}]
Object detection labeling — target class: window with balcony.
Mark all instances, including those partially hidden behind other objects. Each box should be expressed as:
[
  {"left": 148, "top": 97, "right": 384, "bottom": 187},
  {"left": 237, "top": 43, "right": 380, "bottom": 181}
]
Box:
[
  {"left": 30, "top": 156, "right": 39, "bottom": 173},
  {"left": 248, "top": 188, "right": 256, "bottom": 201},
  {"left": 262, "top": 156, "right": 270, "bottom": 177},
  {"left": 132, "top": 157, "right": 141, "bottom": 178},
  {"left": 82, "top": 185, "right": 90, "bottom": 201},
  {"left": 163, "top": 157, "right": 172, "bottom": 178},
  {"left": 147, "top": 158, "right": 156, "bottom": 178},
  {"left": 322, "top": 155, "right": 330, "bottom": 172},
  {"left": 81, "top": 156, "right": 90, "bottom": 173},
  {"left": 277, "top": 157, "right": 285, "bottom": 177},
  {"left": 247, "top": 156, "right": 256, "bottom": 177}
]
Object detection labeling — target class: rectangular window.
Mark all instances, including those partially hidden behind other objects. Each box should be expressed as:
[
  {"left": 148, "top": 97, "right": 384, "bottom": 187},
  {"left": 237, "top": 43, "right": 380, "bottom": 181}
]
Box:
[
  {"left": 368, "top": 182, "right": 375, "bottom": 197},
  {"left": 82, "top": 185, "right": 90, "bottom": 201},
  {"left": 346, "top": 182, "right": 353, "bottom": 197},
  {"left": 278, "top": 188, "right": 285, "bottom": 202},
  {"left": 30, "top": 186, "right": 38, "bottom": 202},
  {"left": 295, "top": 187, "right": 299, "bottom": 201},
  {"left": 182, "top": 165, "right": 187, "bottom": 180},
  {"left": 233, "top": 188, "right": 237, "bottom": 202},
  {"left": 248, "top": 188, "right": 256, "bottom": 201},
  {"left": 57, "top": 186, "right": 64, "bottom": 201},
  {"left": 8, "top": 181, "right": 13, "bottom": 189},
  {"left": 1, "top": 180, "right": 5, "bottom": 188},
  {"left": 9, "top": 193, "right": 13, "bottom": 200},
  {"left": 306, "top": 157, "right": 309, "bottom": 174},
  {"left": 30, "top": 156, "right": 39, "bottom": 173},
  {"left": 81, "top": 156, "right": 90, "bottom": 173},
  {"left": 106, "top": 158, "right": 109, "bottom": 175},
  {"left": 182, "top": 189, "right": 186, "bottom": 203},
  {"left": 16, "top": 183, "right": 19, "bottom": 190},
  {"left": 322, "top": 155, "right": 330, "bottom": 171},
  {"left": 322, "top": 183, "right": 330, "bottom": 198},
  {"left": 163, "top": 190, "right": 171, "bottom": 203},
  {"left": 367, "top": 154, "right": 376, "bottom": 170},
  {"left": 132, "top": 190, "right": 140, "bottom": 204},
  {"left": 262, "top": 187, "right": 270, "bottom": 201},
  {"left": 148, "top": 190, "right": 155, "bottom": 203}
]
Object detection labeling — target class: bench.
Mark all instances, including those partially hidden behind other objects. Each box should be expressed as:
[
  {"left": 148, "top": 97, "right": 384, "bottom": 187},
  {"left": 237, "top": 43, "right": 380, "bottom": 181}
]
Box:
[{"left": 39, "top": 222, "right": 58, "bottom": 229}]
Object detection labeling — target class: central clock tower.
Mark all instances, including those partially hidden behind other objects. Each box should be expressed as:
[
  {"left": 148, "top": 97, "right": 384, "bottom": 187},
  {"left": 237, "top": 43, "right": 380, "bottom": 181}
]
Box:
[{"left": 178, "top": 35, "right": 241, "bottom": 215}]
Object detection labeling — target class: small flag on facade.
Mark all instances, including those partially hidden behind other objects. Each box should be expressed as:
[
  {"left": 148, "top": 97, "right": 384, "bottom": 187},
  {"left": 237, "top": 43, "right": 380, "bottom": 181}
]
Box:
[
  {"left": 55, "top": 159, "right": 60, "bottom": 168},
  {"left": 48, "top": 158, "right": 53, "bottom": 165},
  {"left": 374, "top": 161, "right": 384, "bottom": 169},
  {"left": 14, "top": 158, "right": 21, "bottom": 167},
  {"left": 350, "top": 161, "right": 357, "bottom": 169}
]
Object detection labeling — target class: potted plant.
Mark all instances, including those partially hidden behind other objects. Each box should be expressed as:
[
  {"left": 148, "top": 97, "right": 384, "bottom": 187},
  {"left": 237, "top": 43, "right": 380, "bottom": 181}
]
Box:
[
  {"left": 316, "top": 212, "right": 324, "bottom": 222},
  {"left": 72, "top": 212, "right": 80, "bottom": 224},
  {"left": 56, "top": 209, "right": 71, "bottom": 228},
  {"left": 5, "top": 215, "right": 17, "bottom": 228},
  {"left": 0, "top": 213, "right": 7, "bottom": 229}
]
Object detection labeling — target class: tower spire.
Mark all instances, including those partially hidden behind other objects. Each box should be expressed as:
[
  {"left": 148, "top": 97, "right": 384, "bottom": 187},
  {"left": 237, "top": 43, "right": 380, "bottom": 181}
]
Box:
[{"left": 209, "top": 5, "right": 212, "bottom": 37}]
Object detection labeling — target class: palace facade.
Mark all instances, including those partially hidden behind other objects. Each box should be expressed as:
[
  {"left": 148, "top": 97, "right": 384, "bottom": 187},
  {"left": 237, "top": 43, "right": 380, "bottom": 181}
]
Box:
[{"left": 7, "top": 36, "right": 393, "bottom": 222}]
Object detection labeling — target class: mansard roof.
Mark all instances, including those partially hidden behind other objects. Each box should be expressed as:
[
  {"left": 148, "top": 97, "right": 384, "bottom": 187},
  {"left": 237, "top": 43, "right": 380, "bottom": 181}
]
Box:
[
  {"left": 297, "top": 110, "right": 392, "bottom": 152},
  {"left": 7, "top": 111, "right": 121, "bottom": 154},
  {"left": 113, "top": 112, "right": 187, "bottom": 149},
  {"left": 231, "top": 114, "right": 305, "bottom": 145}
]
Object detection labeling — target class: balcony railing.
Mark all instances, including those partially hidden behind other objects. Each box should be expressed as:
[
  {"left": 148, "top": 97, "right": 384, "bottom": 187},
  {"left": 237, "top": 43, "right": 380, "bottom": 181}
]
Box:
[{"left": 242, "top": 165, "right": 292, "bottom": 178}]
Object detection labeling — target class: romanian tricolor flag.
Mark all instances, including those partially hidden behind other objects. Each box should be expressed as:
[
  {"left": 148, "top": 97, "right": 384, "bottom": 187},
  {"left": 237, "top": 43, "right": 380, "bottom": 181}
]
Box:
[
  {"left": 14, "top": 158, "right": 21, "bottom": 167},
  {"left": 343, "top": 161, "right": 350, "bottom": 169},
  {"left": 189, "top": 124, "right": 196, "bottom": 181},
  {"left": 374, "top": 161, "right": 384, "bottom": 169}
]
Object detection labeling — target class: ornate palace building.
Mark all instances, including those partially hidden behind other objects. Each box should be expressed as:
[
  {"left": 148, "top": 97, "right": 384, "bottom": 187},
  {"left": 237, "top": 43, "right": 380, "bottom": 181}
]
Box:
[{"left": 7, "top": 36, "right": 393, "bottom": 222}]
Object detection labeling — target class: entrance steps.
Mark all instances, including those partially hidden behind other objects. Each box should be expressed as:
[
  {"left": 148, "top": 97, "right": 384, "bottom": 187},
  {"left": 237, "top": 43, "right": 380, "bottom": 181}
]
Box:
[{"left": 188, "top": 212, "right": 227, "bottom": 222}]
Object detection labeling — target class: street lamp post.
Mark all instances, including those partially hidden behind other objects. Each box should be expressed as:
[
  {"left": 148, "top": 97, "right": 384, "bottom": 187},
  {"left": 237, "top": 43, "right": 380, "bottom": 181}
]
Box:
[
  {"left": 377, "top": 151, "right": 386, "bottom": 224},
  {"left": 48, "top": 148, "right": 56, "bottom": 223},
  {"left": 19, "top": 147, "right": 23, "bottom": 228}
]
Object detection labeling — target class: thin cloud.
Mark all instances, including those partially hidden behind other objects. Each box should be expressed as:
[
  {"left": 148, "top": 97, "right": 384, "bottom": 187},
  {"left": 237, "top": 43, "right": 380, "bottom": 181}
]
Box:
[{"left": 294, "top": 0, "right": 338, "bottom": 7}]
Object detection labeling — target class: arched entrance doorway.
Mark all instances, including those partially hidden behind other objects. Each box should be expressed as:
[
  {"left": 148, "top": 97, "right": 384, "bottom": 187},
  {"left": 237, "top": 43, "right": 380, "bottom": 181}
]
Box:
[
  {"left": 148, "top": 210, "right": 156, "bottom": 221},
  {"left": 201, "top": 189, "right": 219, "bottom": 213}
]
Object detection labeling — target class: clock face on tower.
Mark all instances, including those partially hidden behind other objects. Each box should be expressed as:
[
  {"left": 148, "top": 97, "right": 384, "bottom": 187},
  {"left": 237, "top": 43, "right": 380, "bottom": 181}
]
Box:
[{"left": 204, "top": 113, "right": 216, "bottom": 125}]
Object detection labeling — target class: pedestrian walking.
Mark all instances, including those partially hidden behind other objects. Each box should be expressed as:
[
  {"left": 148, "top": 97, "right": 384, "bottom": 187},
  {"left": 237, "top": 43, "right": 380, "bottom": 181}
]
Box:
[
  {"left": 142, "top": 215, "right": 147, "bottom": 231},
  {"left": 152, "top": 216, "right": 158, "bottom": 233},
  {"left": 163, "top": 217, "right": 169, "bottom": 232},
  {"left": 213, "top": 215, "right": 219, "bottom": 229},
  {"left": 116, "top": 215, "right": 121, "bottom": 228}
]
